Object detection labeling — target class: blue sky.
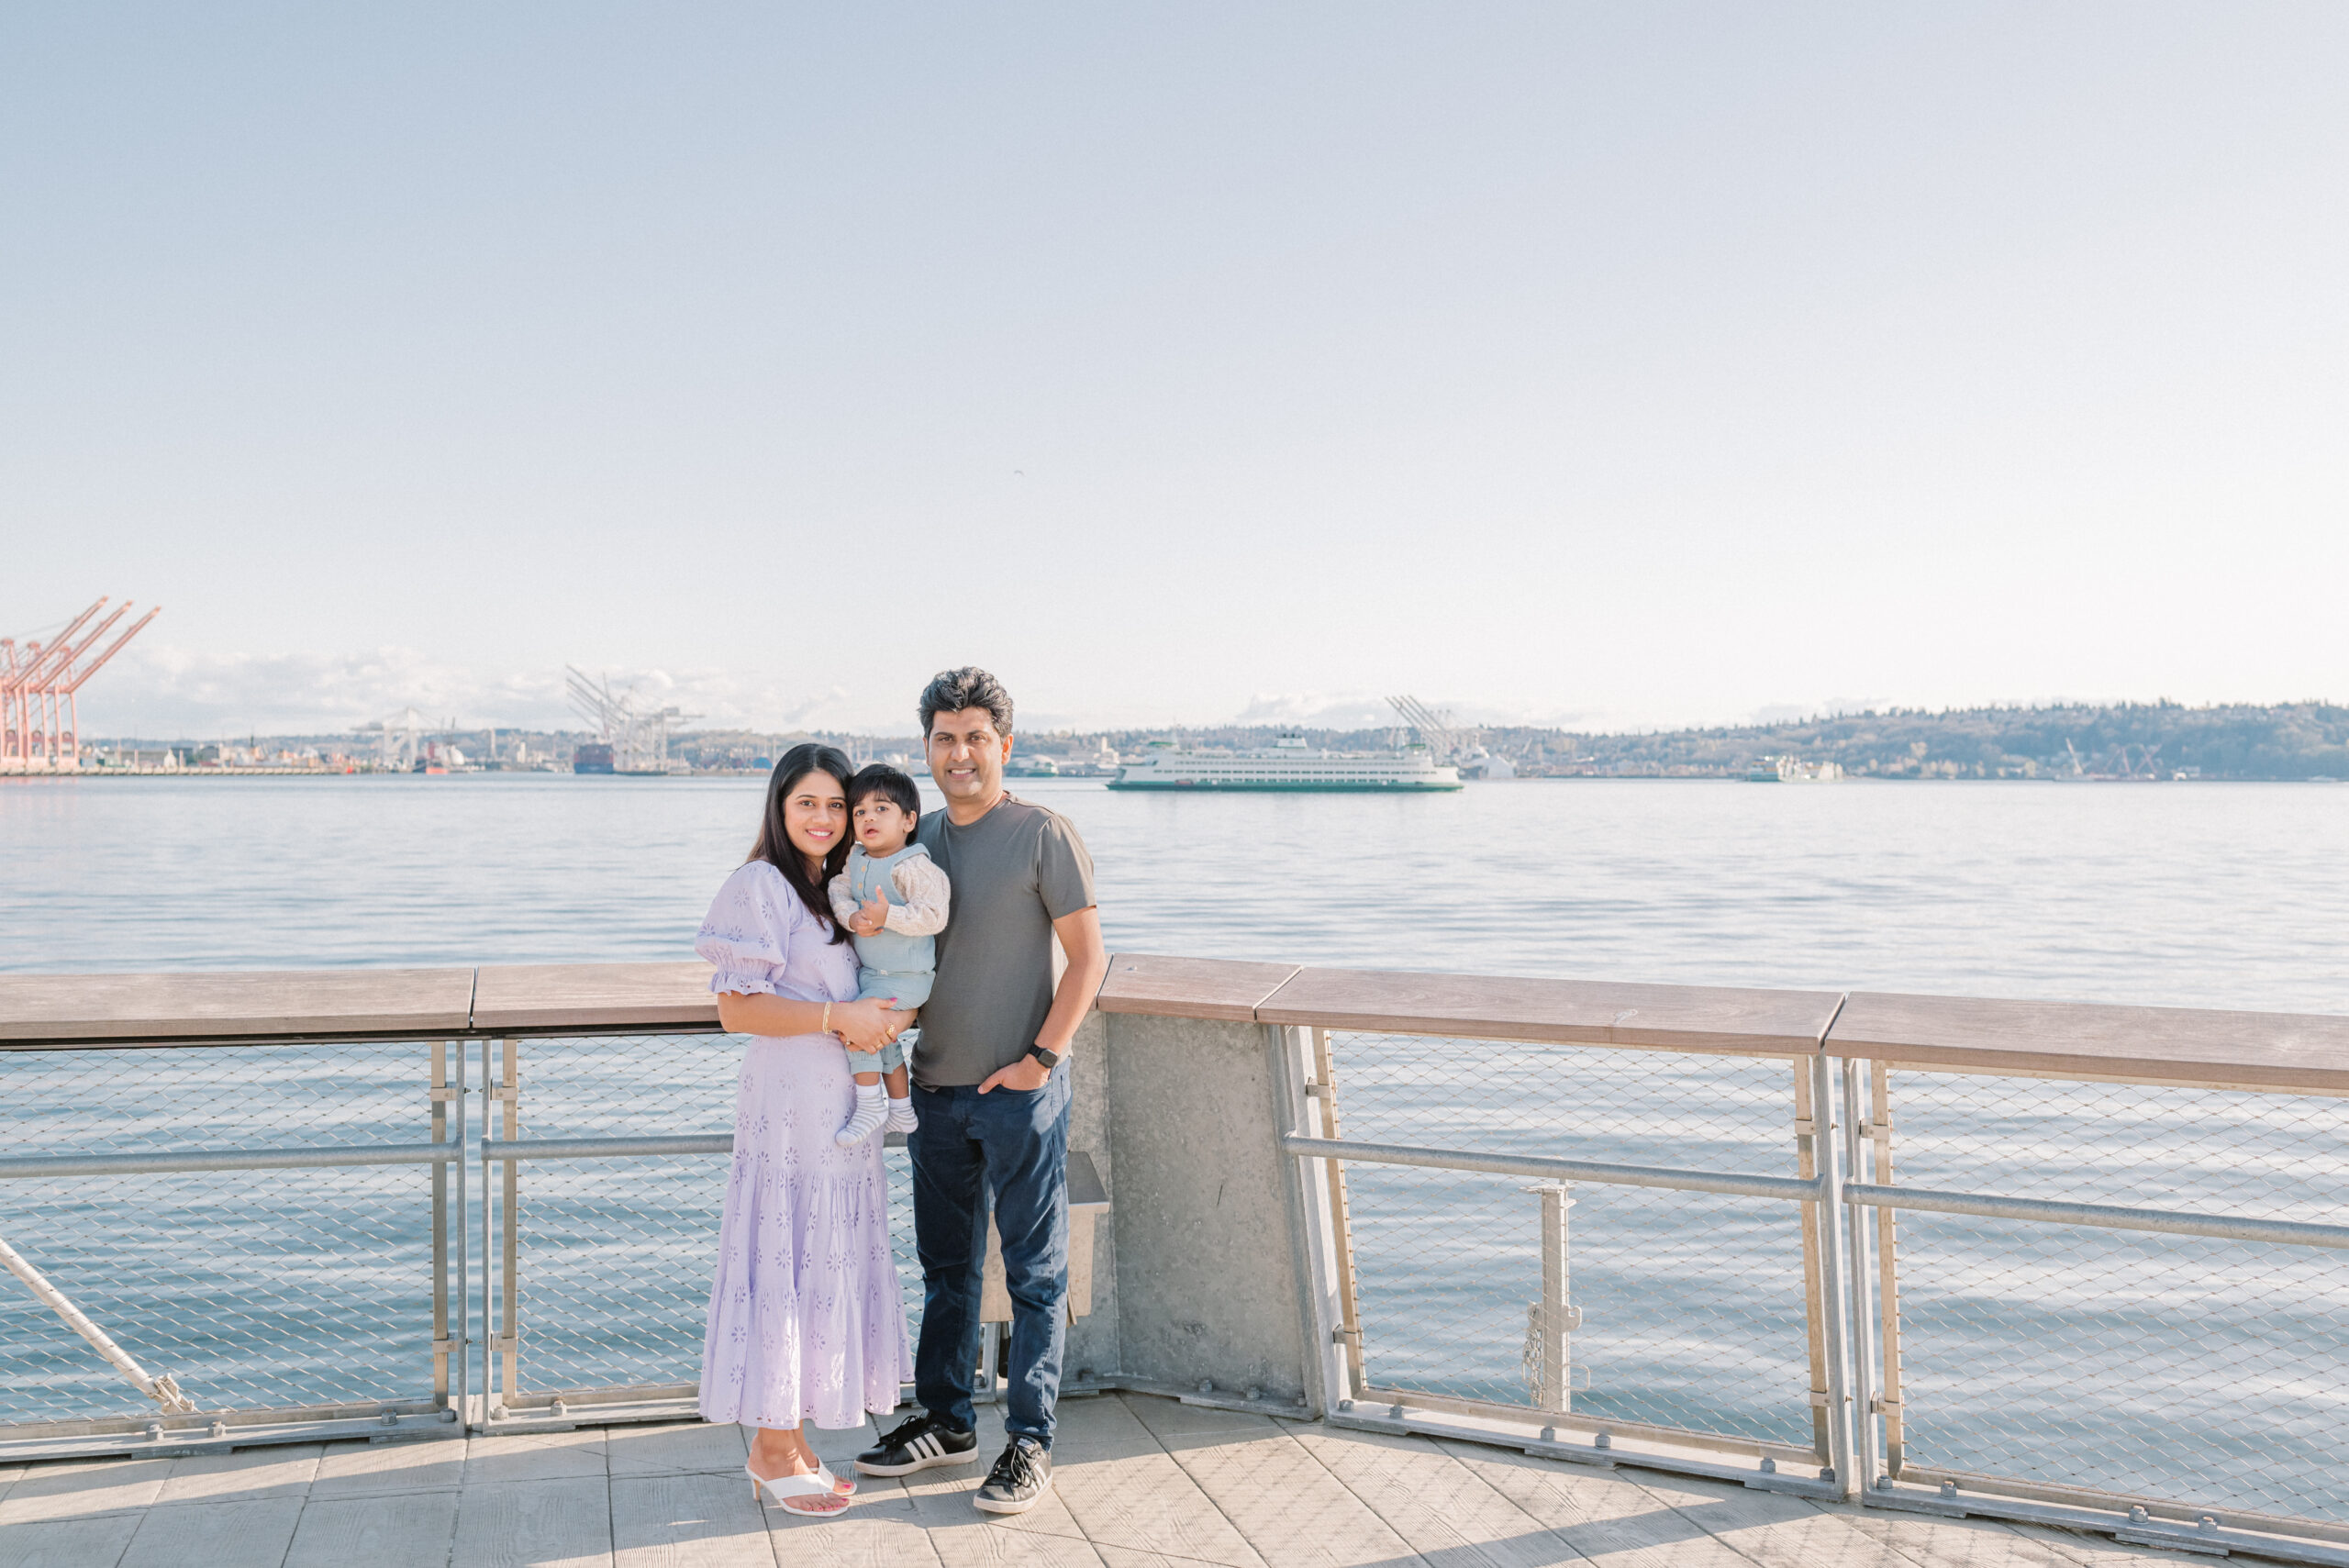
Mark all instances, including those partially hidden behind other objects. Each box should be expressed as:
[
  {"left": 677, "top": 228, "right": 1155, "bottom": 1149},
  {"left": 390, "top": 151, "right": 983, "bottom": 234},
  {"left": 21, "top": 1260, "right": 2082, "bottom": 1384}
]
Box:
[{"left": 4, "top": 5, "right": 2343, "bottom": 737}]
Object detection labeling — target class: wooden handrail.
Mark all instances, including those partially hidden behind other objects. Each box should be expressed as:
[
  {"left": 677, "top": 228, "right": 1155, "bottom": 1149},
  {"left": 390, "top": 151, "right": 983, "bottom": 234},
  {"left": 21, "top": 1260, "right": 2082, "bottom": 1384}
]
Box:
[{"left": 6, "top": 954, "right": 2347, "bottom": 1090}]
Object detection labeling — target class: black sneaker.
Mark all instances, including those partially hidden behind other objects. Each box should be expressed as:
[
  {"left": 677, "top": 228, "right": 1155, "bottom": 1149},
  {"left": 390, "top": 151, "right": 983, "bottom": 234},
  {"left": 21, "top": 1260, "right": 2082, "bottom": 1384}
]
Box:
[
  {"left": 853, "top": 1411, "right": 978, "bottom": 1476},
  {"left": 973, "top": 1435, "right": 1052, "bottom": 1515}
]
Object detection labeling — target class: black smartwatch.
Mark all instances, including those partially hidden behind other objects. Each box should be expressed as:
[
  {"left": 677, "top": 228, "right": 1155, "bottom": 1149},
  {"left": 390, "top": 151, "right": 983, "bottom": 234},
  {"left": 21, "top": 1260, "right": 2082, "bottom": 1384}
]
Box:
[{"left": 1026, "top": 1045, "right": 1063, "bottom": 1071}]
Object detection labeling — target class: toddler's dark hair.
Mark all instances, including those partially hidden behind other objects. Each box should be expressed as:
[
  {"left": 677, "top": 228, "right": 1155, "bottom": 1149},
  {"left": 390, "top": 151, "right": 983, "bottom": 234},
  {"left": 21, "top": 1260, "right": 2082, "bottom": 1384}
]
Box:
[{"left": 848, "top": 763, "right": 920, "bottom": 822}]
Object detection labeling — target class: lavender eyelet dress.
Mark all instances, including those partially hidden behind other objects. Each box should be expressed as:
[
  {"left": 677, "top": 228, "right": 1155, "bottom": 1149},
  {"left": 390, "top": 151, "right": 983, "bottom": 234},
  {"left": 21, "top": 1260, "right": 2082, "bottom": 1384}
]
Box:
[{"left": 693, "top": 861, "right": 911, "bottom": 1429}]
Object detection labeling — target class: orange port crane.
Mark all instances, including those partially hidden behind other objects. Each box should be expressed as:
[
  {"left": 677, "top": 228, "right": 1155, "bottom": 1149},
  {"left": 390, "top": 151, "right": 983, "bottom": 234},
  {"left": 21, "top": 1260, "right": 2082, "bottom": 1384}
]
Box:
[{"left": 1, "top": 597, "right": 162, "bottom": 773}]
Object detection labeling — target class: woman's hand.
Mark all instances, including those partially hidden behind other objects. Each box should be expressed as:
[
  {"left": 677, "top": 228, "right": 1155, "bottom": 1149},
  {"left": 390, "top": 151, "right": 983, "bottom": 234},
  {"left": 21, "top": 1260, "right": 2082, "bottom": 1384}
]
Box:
[{"left": 829, "top": 997, "right": 904, "bottom": 1052}]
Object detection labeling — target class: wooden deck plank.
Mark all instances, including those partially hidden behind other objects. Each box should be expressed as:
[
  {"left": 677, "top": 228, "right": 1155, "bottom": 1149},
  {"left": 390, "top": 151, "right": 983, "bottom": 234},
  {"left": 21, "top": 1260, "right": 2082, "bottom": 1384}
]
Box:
[
  {"left": 904, "top": 1515, "right": 1107, "bottom": 1568},
  {"left": 1998, "top": 1520, "right": 2248, "bottom": 1566},
  {"left": 1430, "top": 1444, "right": 1762, "bottom": 1568},
  {"left": 116, "top": 1496, "right": 304, "bottom": 1568},
  {"left": 1120, "top": 1397, "right": 1422, "bottom": 1568},
  {"left": 606, "top": 1420, "right": 751, "bottom": 1478},
  {"left": 1288, "top": 1424, "right": 1584, "bottom": 1567},
  {"left": 0, "top": 1417, "right": 2249, "bottom": 1568},
  {"left": 1835, "top": 1510, "right": 2093, "bottom": 1568},
  {"left": 1048, "top": 1397, "right": 1266, "bottom": 1567},
  {"left": 281, "top": 1490, "right": 462, "bottom": 1568},
  {"left": 472, "top": 963, "right": 718, "bottom": 1034},
  {"left": 896, "top": 1407, "right": 1101, "bottom": 1562},
  {"left": 1640, "top": 1476, "right": 1913, "bottom": 1568},
  {"left": 608, "top": 1470, "right": 776, "bottom": 1568},
  {"left": 755, "top": 1414, "right": 943, "bottom": 1568},
  {"left": 0, "top": 1458, "right": 173, "bottom": 1524},
  {"left": 306, "top": 1436, "right": 467, "bottom": 1499},
  {"left": 1096, "top": 956, "right": 1303, "bottom": 1024},
  {"left": 0, "top": 968, "right": 477, "bottom": 1045},
  {"left": 897, "top": 1471, "right": 1107, "bottom": 1568},
  {"left": 0, "top": 1510, "right": 142, "bottom": 1568},
  {"left": 765, "top": 1496, "right": 941, "bottom": 1568},
  {"left": 1828, "top": 991, "right": 2349, "bottom": 1091},
  {"left": 1090, "top": 1551, "right": 1282, "bottom": 1568},
  {"left": 462, "top": 1428, "right": 609, "bottom": 1484},
  {"left": 154, "top": 1442, "right": 323, "bottom": 1502},
  {"left": 451, "top": 1476, "right": 616, "bottom": 1568},
  {"left": 1255, "top": 970, "right": 1842, "bottom": 1057}
]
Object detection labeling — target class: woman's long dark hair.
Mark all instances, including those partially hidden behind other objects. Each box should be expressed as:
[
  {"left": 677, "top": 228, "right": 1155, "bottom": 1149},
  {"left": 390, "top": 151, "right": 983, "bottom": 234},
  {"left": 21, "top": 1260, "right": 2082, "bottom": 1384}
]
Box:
[{"left": 749, "top": 743, "right": 854, "bottom": 945}]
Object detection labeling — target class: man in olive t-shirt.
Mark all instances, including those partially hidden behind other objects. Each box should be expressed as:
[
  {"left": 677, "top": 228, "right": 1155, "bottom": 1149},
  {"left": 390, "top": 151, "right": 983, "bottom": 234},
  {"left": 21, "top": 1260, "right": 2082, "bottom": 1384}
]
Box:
[
  {"left": 852, "top": 667, "right": 1107, "bottom": 1518},
  {"left": 907, "top": 790, "right": 1094, "bottom": 1089}
]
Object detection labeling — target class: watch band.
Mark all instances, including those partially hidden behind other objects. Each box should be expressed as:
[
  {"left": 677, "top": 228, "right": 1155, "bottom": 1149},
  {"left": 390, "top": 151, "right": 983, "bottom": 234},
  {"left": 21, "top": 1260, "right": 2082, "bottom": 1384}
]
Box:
[{"left": 1027, "top": 1045, "right": 1062, "bottom": 1070}]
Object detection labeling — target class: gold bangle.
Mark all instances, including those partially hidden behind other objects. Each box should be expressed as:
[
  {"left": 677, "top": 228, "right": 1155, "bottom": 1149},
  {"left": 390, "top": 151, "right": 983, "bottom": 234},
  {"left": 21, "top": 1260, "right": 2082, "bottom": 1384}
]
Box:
[{"left": 822, "top": 1001, "right": 831, "bottom": 1035}]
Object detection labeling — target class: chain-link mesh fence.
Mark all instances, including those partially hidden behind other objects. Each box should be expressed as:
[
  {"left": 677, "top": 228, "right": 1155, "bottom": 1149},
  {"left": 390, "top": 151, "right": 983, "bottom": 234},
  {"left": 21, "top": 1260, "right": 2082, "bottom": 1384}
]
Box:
[
  {"left": 15, "top": 1022, "right": 2344, "bottom": 1538},
  {"left": 1323, "top": 1031, "right": 1820, "bottom": 1448},
  {"left": 3, "top": 1031, "right": 936, "bottom": 1433},
  {"left": 494, "top": 1032, "right": 922, "bottom": 1401},
  {"left": 1874, "top": 1069, "right": 2349, "bottom": 1524},
  {"left": 1, "top": 1040, "right": 454, "bottom": 1424}
]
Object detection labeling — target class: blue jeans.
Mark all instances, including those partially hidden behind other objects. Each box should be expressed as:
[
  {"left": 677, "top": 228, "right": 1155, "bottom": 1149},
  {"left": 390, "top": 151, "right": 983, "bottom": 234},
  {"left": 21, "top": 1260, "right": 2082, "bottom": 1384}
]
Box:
[{"left": 907, "top": 1069, "right": 1070, "bottom": 1446}]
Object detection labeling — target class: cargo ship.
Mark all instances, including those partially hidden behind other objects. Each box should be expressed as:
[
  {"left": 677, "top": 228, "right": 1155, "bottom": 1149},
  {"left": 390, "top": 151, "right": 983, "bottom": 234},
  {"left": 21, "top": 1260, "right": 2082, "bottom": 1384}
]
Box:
[{"left": 1108, "top": 735, "right": 1463, "bottom": 792}]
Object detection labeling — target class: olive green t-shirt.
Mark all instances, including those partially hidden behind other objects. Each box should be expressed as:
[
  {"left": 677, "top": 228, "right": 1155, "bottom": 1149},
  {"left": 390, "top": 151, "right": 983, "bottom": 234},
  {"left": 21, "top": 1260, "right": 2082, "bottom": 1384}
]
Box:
[{"left": 911, "top": 793, "right": 1097, "bottom": 1087}]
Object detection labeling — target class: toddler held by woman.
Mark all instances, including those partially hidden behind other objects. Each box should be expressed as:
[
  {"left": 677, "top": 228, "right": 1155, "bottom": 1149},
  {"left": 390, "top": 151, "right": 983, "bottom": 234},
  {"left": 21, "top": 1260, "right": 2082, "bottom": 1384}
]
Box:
[{"left": 827, "top": 764, "right": 949, "bottom": 1144}]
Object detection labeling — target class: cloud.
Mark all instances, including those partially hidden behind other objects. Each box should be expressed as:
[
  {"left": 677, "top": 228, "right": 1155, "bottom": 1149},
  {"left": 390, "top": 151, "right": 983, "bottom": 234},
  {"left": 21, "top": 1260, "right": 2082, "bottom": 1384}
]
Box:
[
  {"left": 1230, "top": 690, "right": 1613, "bottom": 732},
  {"left": 1232, "top": 691, "right": 1403, "bottom": 728},
  {"left": 83, "top": 644, "right": 860, "bottom": 738},
  {"left": 83, "top": 650, "right": 1640, "bottom": 740}
]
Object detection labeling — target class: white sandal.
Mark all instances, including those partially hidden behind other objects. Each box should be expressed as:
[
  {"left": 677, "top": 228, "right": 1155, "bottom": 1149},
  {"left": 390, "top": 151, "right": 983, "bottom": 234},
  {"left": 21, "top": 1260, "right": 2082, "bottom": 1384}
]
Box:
[{"left": 748, "top": 1461, "right": 854, "bottom": 1518}]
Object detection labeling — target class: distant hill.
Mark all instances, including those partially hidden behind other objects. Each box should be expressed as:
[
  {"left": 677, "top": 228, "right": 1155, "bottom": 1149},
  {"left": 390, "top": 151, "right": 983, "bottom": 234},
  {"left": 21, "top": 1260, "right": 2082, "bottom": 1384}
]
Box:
[
  {"left": 1083, "top": 702, "right": 2349, "bottom": 782},
  {"left": 110, "top": 702, "right": 2349, "bottom": 782}
]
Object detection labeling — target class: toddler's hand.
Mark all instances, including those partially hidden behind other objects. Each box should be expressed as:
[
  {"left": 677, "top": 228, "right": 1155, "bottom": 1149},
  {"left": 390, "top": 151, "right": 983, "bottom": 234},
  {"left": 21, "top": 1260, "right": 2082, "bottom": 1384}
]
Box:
[{"left": 852, "top": 888, "right": 890, "bottom": 935}]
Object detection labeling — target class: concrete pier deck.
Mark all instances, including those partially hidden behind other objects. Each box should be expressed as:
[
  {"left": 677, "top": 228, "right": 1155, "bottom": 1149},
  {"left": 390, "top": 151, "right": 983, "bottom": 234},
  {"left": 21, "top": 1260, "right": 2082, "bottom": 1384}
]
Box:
[{"left": 0, "top": 1394, "right": 2196, "bottom": 1568}]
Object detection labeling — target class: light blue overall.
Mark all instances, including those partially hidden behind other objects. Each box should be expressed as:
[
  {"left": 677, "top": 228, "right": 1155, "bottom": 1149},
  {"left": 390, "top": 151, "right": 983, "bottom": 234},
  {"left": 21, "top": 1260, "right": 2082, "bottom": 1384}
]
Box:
[{"left": 842, "top": 842, "right": 937, "bottom": 1075}]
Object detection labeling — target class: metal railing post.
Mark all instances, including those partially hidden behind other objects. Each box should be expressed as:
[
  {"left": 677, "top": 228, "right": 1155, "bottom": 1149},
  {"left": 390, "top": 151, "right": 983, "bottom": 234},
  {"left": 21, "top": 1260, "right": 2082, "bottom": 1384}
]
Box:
[
  {"left": 1272, "top": 1022, "right": 1355, "bottom": 1418},
  {"left": 1791, "top": 1059, "right": 1831, "bottom": 1459},
  {"left": 1869, "top": 1064, "right": 1907, "bottom": 1477},
  {"left": 1310, "top": 1027, "right": 1367, "bottom": 1399},
  {"left": 1529, "top": 1182, "right": 1575, "bottom": 1416},
  {"left": 453, "top": 1035, "right": 469, "bottom": 1429},
  {"left": 478, "top": 1037, "right": 495, "bottom": 1424},
  {"left": 1840, "top": 1056, "right": 1881, "bottom": 1495},
  {"left": 430, "top": 1040, "right": 451, "bottom": 1410},
  {"left": 1809, "top": 1052, "right": 1859, "bottom": 1499},
  {"left": 498, "top": 1038, "right": 519, "bottom": 1409}
]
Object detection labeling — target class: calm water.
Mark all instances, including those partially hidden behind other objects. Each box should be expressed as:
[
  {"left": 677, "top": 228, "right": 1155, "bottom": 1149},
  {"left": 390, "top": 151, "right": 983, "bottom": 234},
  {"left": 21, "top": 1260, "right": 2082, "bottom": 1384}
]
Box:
[
  {"left": 6, "top": 773, "right": 2347, "bottom": 1008},
  {"left": 5, "top": 774, "right": 2346, "bottom": 1518}
]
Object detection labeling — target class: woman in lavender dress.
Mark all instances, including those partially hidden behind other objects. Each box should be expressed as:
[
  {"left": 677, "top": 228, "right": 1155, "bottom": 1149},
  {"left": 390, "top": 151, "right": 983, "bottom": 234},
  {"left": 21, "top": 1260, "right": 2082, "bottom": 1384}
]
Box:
[{"left": 693, "top": 744, "right": 913, "bottom": 1518}]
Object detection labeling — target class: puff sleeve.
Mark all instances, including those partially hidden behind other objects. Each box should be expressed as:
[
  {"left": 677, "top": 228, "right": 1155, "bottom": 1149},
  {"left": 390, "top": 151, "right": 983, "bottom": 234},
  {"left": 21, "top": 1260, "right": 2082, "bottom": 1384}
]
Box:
[
  {"left": 885, "top": 854, "right": 951, "bottom": 937},
  {"left": 695, "top": 862, "right": 802, "bottom": 995}
]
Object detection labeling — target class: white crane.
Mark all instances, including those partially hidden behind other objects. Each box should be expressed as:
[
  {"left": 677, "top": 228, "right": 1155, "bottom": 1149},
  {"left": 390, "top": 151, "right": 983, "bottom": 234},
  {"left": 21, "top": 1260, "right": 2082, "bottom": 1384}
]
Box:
[
  {"left": 1386, "top": 695, "right": 1471, "bottom": 761},
  {"left": 566, "top": 667, "right": 697, "bottom": 773}
]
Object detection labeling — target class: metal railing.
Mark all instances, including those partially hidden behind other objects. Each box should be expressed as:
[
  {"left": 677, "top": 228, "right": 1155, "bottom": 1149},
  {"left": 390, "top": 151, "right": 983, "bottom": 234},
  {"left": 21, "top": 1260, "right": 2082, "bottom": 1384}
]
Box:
[
  {"left": 9, "top": 962, "right": 2348, "bottom": 1567},
  {"left": 0, "top": 1028, "right": 932, "bottom": 1458},
  {"left": 1274, "top": 1022, "right": 2349, "bottom": 1565},
  {"left": 1, "top": 1037, "right": 471, "bottom": 1452}
]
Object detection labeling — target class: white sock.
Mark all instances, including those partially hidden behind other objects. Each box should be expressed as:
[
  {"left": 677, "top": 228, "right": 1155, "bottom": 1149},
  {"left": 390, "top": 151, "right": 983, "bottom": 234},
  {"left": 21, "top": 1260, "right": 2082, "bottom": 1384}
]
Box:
[
  {"left": 885, "top": 1095, "right": 918, "bottom": 1133},
  {"left": 836, "top": 1084, "right": 887, "bottom": 1145}
]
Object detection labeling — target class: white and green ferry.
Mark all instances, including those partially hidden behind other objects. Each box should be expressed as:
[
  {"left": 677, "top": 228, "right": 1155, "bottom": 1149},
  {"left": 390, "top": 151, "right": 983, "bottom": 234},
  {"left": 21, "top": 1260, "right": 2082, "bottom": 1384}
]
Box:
[{"left": 1108, "top": 734, "right": 1464, "bottom": 792}]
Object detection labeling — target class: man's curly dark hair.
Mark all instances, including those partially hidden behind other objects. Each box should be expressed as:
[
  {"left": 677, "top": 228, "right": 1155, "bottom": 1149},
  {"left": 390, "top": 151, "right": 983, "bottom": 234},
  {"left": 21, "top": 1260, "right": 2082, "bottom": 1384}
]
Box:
[{"left": 918, "top": 666, "right": 1015, "bottom": 737}]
